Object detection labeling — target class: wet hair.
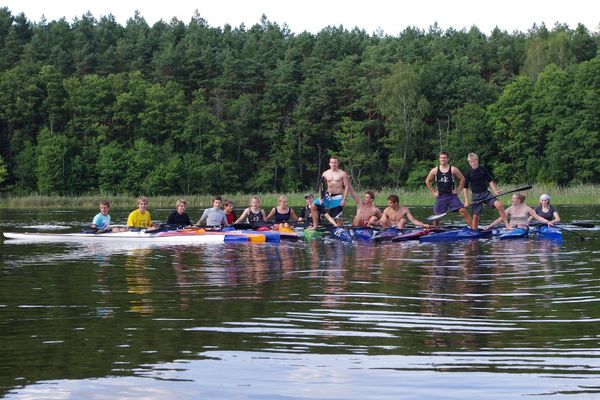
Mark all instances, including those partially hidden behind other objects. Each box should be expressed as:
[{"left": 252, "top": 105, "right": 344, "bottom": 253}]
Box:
[
  {"left": 387, "top": 195, "right": 399, "bottom": 204},
  {"left": 365, "top": 191, "right": 375, "bottom": 201},
  {"left": 176, "top": 199, "right": 187, "bottom": 207},
  {"left": 99, "top": 200, "right": 110, "bottom": 208}
]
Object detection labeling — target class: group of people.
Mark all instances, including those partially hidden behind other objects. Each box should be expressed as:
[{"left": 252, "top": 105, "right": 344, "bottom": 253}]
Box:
[{"left": 91, "top": 154, "right": 560, "bottom": 233}]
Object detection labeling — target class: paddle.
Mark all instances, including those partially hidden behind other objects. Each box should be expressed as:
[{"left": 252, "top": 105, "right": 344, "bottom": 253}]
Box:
[
  {"left": 427, "top": 185, "right": 533, "bottom": 221},
  {"left": 555, "top": 224, "right": 586, "bottom": 241},
  {"left": 571, "top": 221, "right": 595, "bottom": 228}
]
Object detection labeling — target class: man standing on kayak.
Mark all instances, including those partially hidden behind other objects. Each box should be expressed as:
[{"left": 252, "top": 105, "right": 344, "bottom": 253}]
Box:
[
  {"left": 463, "top": 153, "right": 509, "bottom": 229},
  {"left": 425, "top": 151, "right": 473, "bottom": 227},
  {"left": 311, "top": 157, "right": 350, "bottom": 228}
]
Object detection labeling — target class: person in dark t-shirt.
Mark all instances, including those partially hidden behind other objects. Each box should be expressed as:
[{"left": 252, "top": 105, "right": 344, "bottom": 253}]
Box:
[
  {"left": 462, "top": 153, "right": 509, "bottom": 229},
  {"left": 166, "top": 199, "right": 192, "bottom": 228}
]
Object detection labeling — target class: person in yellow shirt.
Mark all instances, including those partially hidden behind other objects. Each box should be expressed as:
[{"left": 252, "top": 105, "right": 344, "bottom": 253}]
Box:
[{"left": 127, "top": 196, "right": 157, "bottom": 230}]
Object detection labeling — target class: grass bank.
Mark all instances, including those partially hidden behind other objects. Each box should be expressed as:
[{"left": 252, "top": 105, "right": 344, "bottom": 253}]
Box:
[{"left": 0, "top": 184, "right": 599, "bottom": 209}]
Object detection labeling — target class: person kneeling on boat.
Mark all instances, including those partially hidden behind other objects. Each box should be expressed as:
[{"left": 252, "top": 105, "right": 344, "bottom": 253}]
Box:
[
  {"left": 127, "top": 196, "right": 159, "bottom": 231},
  {"left": 379, "top": 195, "right": 430, "bottom": 229},
  {"left": 265, "top": 195, "right": 299, "bottom": 230},
  {"left": 463, "top": 153, "right": 509, "bottom": 229},
  {"left": 166, "top": 198, "right": 192, "bottom": 228},
  {"left": 197, "top": 195, "right": 228, "bottom": 228},
  {"left": 484, "top": 194, "right": 554, "bottom": 230},
  {"left": 529, "top": 193, "right": 561, "bottom": 225},
  {"left": 350, "top": 188, "right": 382, "bottom": 227}
]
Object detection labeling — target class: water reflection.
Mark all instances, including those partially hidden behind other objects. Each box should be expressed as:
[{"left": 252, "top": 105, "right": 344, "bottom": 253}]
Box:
[{"left": 2, "top": 208, "right": 600, "bottom": 399}]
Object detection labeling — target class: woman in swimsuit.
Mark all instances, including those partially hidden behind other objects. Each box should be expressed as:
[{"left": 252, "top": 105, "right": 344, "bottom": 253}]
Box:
[
  {"left": 234, "top": 196, "right": 267, "bottom": 224},
  {"left": 265, "top": 195, "right": 299, "bottom": 230}
]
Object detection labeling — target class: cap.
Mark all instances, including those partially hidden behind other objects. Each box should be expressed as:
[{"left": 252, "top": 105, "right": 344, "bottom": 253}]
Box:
[
  {"left": 539, "top": 194, "right": 550, "bottom": 201},
  {"left": 304, "top": 193, "right": 314, "bottom": 199}
]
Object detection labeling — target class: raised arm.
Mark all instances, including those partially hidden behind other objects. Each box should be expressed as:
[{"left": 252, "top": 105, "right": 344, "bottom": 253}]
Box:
[{"left": 342, "top": 172, "right": 351, "bottom": 206}]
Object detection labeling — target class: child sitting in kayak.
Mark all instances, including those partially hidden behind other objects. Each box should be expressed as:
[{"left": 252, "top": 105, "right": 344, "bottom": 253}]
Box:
[
  {"left": 127, "top": 196, "right": 158, "bottom": 231},
  {"left": 91, "top": 200, "right": 112, "bottom": 232},
  {"left": 265, "top": 195, "right": 299, "bottom": 230}
]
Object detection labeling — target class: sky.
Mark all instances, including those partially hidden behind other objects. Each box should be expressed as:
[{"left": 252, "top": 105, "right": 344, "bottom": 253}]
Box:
[{"left": 2, "top": 0, "right": 599, "bottom": 35}]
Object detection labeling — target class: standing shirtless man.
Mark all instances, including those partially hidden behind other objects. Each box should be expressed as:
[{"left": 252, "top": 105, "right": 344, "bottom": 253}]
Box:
[
  {"left": 379, "top": 195, "right": 430, "bottom": 228},
  {"left": 311, "top": 157, "right": 350, "bottom": 228}
]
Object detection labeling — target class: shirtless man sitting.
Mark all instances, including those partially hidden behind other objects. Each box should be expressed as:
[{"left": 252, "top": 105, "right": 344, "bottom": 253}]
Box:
[
  {"left": 350, "top": 188, "right": 383, "bottom": 227},
  {"left": 311, "top": 157, "right": 350, "bottom": 228},
  {"left": 379, "top": 195, "right": 430, "bottom": 228}
]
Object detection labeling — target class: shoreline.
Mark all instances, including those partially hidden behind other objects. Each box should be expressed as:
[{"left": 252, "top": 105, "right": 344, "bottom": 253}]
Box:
[{"left": 1, "top": 184, "right": 599, "bottom": 208}]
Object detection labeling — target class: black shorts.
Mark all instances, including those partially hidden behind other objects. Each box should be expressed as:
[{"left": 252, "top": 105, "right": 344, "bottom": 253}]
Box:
[{"left": 471, "top": 191, "right": 497, "bottom": 215}]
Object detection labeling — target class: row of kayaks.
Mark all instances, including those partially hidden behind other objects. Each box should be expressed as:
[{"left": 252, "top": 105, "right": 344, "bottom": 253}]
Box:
[
  {"left": 1, "top": 225, "right": 564, "bottom": 244},
  {"left": 324, "top": 225, "right": 564, "bottom": 243}
]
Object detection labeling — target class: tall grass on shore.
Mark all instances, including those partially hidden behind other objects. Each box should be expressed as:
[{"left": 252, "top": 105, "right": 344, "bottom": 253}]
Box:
[{"left": 1, "top": 184, "right": 599, "bottom": 208}]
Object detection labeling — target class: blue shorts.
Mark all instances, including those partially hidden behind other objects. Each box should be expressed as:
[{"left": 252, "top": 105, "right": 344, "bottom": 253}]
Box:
[
  {"left": 314, "top": 193, "right": 343, "bottom": 219},
  {"left": 471, "top": 191, "right": 497, "bottom": 215},
  {"left": 434, "top": 194, "right": 464, "bottom": 215}
]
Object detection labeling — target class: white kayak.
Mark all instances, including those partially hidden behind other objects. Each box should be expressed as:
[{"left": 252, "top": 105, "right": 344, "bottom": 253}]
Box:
[{"left": 2, "top": 229, "right": 262, "bottom": 244}]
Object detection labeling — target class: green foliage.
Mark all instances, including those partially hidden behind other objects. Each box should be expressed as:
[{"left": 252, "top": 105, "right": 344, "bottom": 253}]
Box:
[
  {"left": 0, "top": 10, "right": 598, "bottom": 196},
  {"left": 0, "top": 155, "right": 7, "bottom": 186}
]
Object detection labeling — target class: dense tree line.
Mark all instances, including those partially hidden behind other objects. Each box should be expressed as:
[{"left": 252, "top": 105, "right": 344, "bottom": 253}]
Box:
[{"left": 0, "top": 8, "right": 598, "bottom": 195}]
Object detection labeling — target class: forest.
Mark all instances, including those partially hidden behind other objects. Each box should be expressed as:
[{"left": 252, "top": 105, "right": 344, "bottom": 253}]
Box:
[{"left": 0, "top": 8, "right": 598, "bottom": 196}]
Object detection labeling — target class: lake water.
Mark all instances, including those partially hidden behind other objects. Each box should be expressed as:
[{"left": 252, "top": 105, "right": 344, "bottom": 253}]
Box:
[{"left": 1, "top": 206, "right": 600, "bottom": 399}]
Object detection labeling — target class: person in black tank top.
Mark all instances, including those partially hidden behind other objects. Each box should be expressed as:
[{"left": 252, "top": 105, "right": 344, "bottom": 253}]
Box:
[
  {"left": 463, "top": 153, "right": 509, "bottom": 229},
  {"left": 426, "top": 151, "right": 473, "bottom": 227},
  {"left": 233, "top": 196, "right": 266, "bottom": 225}
]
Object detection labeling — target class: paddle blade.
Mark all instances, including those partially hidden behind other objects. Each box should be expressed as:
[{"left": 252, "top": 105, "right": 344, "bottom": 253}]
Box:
[{"left": 426, "top": 211, "right": 448, "bottom": 221}]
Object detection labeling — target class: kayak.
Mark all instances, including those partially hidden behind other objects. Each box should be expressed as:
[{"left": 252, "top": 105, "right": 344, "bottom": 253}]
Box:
[
  {"left": 3, "top": 229, "right": 260, "bottom": 244},
  {"left": 533, "top": 226, "right": 563, "bottom": 242},
  {"left": 303, "top": 228, "right": 322, "bottom": 241},
  {"left": 372, "top": 227, "right": 405, "bottom": 242},
  {"left": 352, "top": 227, "right": 375, "bottom": 242},
  {"left": 391, "top": 228, "right": 437, "bottom": 242},
  {"left": 328, "top": 226, "right": 353, "bottom": 243},
  {"left": 419, "top": 227, "right": 492, "bottom": 242},
  {"left": 498, "top": 227, "right": 529, "bottom": 240}
]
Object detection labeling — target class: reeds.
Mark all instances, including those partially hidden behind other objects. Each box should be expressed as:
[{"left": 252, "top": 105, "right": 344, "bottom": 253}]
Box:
[{"left": 1, "top": 184, "right": 598, "bottom": 208}]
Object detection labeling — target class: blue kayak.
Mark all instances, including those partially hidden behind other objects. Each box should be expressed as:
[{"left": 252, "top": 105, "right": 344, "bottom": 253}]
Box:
[
  {"left": 533, "top": 226, "right": 563, "bottom": 242},
  {"left": 352, "top": 227, "right": 375, "bottom": 242},
  {"left": 419, "top": 227, "right": 492, "bottom": 242},
  {"left": 328, "top": 227, "right": 353, "bottom": 242},
  {"left": 498, "top": 227, "right": 529, "bottom": 240}
]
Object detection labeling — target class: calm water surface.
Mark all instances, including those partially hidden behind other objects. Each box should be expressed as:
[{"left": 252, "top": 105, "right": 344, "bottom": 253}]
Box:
[{"left": 1, "top": 207, "right": 600, "bottom": 399}]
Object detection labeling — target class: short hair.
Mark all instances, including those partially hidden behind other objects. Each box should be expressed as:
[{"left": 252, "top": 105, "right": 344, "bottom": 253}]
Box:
[
  {"left": 439, "top": 151, "right": 449, "bottom": 158},
  {"left": 387, "top": 195, "right": 399, "bottom": 204},
  {"left": 176, "top": 199, "right": 187, "bottom": 207},
  {"left": 99, "top": 199, "right": 110, "bottom": 208},
  {"left": 213, "top": 195, "right": 222, "bottom": 202},
  {"left": 514, "top": 194, "right": 526, "bottom": 202},
  {"left": 366, "top": 191, "right": 375, "bottom": 201},
  {"left": 223, "top": 200, "right": 233, "bottom": 206},
  {"left": 137, "top": 196, "right": 148, "bottom": 204},
  {"left": 467, "top": 153, "right": 479, "bottom": 161}
]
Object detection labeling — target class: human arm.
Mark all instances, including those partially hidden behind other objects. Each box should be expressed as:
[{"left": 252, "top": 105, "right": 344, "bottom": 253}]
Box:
[
  {"left": 406, "top": 209, "right": 429, "bottom": 228},
  {"left": 264, "top": 208, "right": 276, "bottom": 221},
  {"left": 489, "top": 180, "right": 501, "bottom": 196},
  {"left": 453, "top": 166, "right": 466, "bottom": 194},
  {"left": 234, "top": 208, "right": 250, "bottom": 224},
  {"left": 341, "top": 172, "right": 351, "bottom": 207},
  {"left": 289, "top": 208, "right": 299, "bottom": 221},
  {"left": 425, "top": 168, "right": 437, "bottom": 197},
  {"left": 348, "top": 183, "right": 361, "bottom": 205},
  {"left": 196, "top": 209, "right": 208, "bottom": 226},
  {"left": 463, "top": 188, "right": 470, "bottom": 207}
]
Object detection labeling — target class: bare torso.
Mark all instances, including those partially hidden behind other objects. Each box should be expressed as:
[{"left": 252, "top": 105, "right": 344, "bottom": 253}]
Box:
[{"left": 323, "top": 169, "right": 347, "bottom": 195}]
